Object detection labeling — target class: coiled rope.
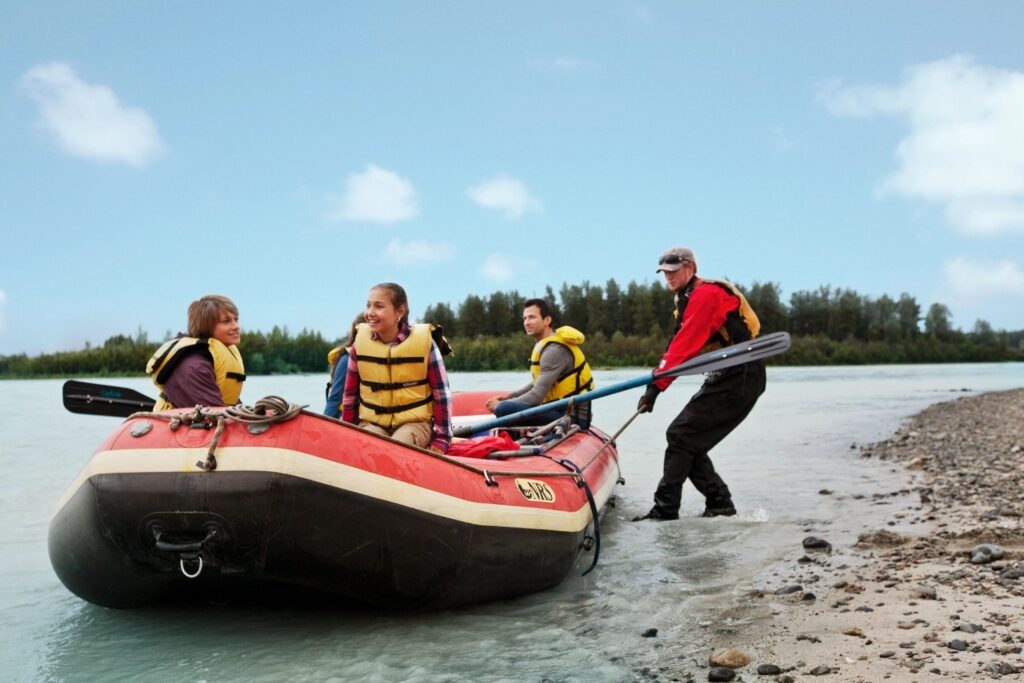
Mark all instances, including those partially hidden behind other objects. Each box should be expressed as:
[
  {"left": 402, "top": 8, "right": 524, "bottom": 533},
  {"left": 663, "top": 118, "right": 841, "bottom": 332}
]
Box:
[
  {"left": 223, "top": 395, "right": 304, "bottom": 424},
  {"left": 129, "top": 395, "right": 305, "bottom": 471}
]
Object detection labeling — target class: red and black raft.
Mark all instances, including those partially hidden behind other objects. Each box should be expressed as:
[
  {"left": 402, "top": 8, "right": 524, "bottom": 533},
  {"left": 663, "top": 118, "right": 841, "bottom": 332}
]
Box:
[{"left": 48, "top": 391, "right": 621, "bottom": 609}]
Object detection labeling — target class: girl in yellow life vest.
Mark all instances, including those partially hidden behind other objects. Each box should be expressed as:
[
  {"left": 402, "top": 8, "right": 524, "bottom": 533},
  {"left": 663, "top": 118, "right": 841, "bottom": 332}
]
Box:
[
  {"left": 146, "top": 294, "right": 245, "bottom": 410},
  {"left": 340, "top": 283, "right": 453, "bottom": 454}
]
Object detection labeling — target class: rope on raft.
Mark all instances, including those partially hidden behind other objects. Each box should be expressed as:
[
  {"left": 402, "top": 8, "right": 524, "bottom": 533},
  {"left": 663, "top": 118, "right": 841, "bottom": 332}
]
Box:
[{"left": 128, "top": 395, "right": 305, "bottom": 471}]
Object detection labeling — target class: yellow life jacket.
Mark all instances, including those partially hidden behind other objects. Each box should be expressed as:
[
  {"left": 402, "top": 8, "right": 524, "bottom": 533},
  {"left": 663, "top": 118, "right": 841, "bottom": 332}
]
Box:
[
  {"left": 354, "top": 323, "right": 435, "bottom": 428},
  {"left": 327, "top": 345, "right": 348, "bottom": 370},
  {"left": 676, "top": 278, "right": 761, "bottom": 353},
  {"left": 146, "top": 337, "right": 246, "bottom": 410},
  {"left": 530, "top": 326, "right": 594, "bottom": 403}
]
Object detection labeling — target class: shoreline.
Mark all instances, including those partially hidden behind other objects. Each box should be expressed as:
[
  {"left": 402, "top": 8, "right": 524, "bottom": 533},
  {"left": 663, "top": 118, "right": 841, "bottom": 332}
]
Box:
[{"left": 679, "top": 388, "right": 1024, "bottom": 681}]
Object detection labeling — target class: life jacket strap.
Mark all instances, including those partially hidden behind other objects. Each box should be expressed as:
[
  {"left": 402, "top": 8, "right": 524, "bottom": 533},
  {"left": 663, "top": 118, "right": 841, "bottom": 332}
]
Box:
[
  {"left": 360, "top": 378, "right": 429, "bottom": 392},
  {"left": 361, "top": 395, "right": 433, "bottom": 415},
  {"left": 358, "top": 353, "right": 425, "bottom": 366}
]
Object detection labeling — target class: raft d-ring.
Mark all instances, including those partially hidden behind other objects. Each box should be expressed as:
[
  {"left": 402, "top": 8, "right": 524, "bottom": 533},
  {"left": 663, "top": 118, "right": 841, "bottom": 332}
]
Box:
[
  {"left": 483, "top": 470, "right": 498, "bottom": 487},
  {"left": 180, "top": 555, "right": 203, "bottom": 579}
]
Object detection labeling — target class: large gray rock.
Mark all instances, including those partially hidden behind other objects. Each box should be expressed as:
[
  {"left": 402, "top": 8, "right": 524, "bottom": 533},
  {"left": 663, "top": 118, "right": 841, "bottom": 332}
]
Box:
[{"left": 970, "top": 543, "right": 1004, "bottom": 564}]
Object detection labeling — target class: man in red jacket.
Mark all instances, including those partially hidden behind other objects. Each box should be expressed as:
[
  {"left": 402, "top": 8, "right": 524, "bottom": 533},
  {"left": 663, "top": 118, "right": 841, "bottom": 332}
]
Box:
[{"left": 633, "top": 247, "right": 766, "bottom": 521}]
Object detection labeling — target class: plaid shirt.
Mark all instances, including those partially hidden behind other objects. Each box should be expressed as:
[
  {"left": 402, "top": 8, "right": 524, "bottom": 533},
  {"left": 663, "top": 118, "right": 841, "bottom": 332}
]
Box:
[{"left": 341, "top": 322, "right": 452, "bottom": 452}]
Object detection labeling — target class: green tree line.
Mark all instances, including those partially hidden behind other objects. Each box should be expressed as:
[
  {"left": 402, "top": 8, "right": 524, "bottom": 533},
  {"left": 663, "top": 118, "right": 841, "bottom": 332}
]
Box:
[{"left": 1, "top": 280, "right": 1020, "bottom": 378}]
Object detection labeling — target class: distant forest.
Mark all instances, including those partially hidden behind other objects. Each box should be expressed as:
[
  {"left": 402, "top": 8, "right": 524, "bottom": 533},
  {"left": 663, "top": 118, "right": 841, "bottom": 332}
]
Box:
[{"left": 1, "top": 279, "right": 1021, "bottom": 379}]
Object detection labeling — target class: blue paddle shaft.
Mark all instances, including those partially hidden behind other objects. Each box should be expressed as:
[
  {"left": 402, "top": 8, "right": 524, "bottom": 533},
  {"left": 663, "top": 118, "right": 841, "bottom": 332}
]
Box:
[{"left": 453, "top": 331, "right": 790, "bottom": 436}]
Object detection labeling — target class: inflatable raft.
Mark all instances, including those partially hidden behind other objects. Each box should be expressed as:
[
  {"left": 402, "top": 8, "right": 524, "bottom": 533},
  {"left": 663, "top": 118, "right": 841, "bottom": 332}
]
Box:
[{"left": 48, "top": 391, "right": 621, "bottom": 609}]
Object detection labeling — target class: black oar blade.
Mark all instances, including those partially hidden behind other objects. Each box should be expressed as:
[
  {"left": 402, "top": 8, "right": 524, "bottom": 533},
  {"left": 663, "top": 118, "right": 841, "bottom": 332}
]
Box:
[
  {"left": 655, "top": 331, "right": 791, "bottom": 380},
  {"left": 62, "top": 380, "right": 156, "bottom": 417}
]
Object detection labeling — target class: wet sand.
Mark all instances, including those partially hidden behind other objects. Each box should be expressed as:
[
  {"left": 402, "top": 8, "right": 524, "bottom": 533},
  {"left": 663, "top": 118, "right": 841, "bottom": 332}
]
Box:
[{"left": 678, "top": 388, "right": 1024, "bottom": 681}]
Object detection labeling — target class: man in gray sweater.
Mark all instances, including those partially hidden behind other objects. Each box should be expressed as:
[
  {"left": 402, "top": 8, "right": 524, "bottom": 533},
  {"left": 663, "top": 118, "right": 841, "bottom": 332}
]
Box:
[{"left": 485, "top": 298, "right": 593, "bottom": 428}]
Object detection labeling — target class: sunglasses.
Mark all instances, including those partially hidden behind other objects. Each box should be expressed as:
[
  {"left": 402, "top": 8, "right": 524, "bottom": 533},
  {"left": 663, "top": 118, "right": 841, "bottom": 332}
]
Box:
[{"left": 658, "top": 255, "right": 690, "bottom": 266}]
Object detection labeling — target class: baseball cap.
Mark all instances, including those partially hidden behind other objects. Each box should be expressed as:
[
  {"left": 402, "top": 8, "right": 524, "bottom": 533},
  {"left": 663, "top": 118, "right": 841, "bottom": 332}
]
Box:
[{"left": 656, "top": 247, "right": 695, "bottom": 273}]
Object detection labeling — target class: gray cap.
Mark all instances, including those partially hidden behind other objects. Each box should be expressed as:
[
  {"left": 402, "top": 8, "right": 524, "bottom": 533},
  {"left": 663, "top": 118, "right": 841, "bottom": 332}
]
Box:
[{"left": 655, "top": 246, "right": 695, "bottom": 273}]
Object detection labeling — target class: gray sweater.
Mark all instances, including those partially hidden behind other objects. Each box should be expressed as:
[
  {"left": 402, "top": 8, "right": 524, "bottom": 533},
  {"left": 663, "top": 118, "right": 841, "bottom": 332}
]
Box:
[{"left": 504, "top": 343, "right": 591, "bottom": 421}]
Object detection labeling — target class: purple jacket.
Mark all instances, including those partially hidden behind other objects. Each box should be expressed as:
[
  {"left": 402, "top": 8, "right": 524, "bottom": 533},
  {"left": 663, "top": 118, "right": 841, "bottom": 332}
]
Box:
[{"left": 161, "top": 353, "right": 224, "bottom": 407}]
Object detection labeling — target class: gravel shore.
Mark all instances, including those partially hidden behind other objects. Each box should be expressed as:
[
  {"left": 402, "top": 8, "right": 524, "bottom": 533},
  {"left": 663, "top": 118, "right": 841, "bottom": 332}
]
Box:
[{"left": 677, "top": 388, "right": 1024, "bottom": 682}]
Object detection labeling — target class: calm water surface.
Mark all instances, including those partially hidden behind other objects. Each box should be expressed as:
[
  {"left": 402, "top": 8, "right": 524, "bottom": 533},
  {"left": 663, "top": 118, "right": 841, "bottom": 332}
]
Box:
[{"left": 2, "top": 363, "right": 1022, "bottom": 682}]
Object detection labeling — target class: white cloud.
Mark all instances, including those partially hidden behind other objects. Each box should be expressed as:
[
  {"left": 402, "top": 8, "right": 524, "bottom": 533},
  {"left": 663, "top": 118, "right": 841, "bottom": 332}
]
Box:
[
  {"left": 21, "top": 62, "right": 165, "bottom": 167},
  {"left": 942, "top": 256, "right": 1024, "bottom": 304},
  {"left": 467, "top": 175, "right": 542, "bottom": 219},
  {"left": 328, "top": 164, "right": 418, "bottom": 224},
  {"left": 820, "top": 54, "right": 1024, "bottom": 235},
  {"left": 382, "top": 238, "right": 455, "bottom": 266},
  {"left": 478, "top": 253, "right": 537, "bottom": 282}
]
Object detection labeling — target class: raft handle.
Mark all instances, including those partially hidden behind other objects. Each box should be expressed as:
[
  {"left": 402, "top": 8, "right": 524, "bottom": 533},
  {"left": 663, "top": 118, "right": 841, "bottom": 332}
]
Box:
[
  {"left": 180, "top": 555, "right": 203, "bottom": 579},
  {"left": 153, "top": 527, "right": 218, "bottom": 553}
]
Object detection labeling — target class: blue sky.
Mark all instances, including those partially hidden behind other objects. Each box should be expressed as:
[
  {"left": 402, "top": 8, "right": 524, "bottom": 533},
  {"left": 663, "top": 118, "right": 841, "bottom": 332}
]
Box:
[{"left": 2, "top": 2, "right": 1023, "bottom": 356}]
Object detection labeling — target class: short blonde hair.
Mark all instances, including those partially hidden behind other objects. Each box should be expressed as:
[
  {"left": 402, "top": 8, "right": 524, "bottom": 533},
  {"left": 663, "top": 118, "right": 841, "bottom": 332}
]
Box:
[{"left": 187, "top": 295, "right": 238, "bottom": 338}]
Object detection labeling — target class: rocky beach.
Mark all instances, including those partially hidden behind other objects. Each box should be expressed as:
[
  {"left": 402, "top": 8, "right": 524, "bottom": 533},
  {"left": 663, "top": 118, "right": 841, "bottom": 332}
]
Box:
[{"left": 662, "top": 387, "right": 1024, "bottom": 682}]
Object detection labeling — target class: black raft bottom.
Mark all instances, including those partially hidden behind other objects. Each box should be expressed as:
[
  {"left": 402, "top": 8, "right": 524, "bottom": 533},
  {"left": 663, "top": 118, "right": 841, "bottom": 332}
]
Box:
[{"left": 49, "top": 470, "right": 588, "bottom": 609}]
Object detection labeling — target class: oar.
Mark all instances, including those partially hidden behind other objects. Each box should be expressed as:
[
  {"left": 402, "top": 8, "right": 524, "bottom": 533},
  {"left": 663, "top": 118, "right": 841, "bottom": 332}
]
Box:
[
  {"left": 62, "top": 380, "right": 156, "bottom": 417},
  {"left": 453, "top": 331, "right": 790, "bottom": 437}
]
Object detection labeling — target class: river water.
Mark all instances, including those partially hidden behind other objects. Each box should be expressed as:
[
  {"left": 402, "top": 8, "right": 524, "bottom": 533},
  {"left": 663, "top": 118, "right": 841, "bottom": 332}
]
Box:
[{"left": 2, "top": 363, "right": 1022, "bottom": 682}]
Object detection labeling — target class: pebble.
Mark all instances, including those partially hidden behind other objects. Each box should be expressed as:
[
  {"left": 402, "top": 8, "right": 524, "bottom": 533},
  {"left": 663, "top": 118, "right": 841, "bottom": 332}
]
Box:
[
  {"left": 709, "top": 648, "right": 750, "bottom": 669},
  {"left": 707, "top": 667, "right": 735, "bottom": 682},
  {"left": 970, "top": 543, "right": 1005, "bottom": 564},
  {"left": 955, "top": 623, "right": 983, "bottom": 634},
  {"left": 802, "top": 536, "right": 831, "bottom": 551},
  {"left": 1000, "top": 566, "right": 1024, "bottom": 580},
  {"left": 808, "top": 665, "right": 831, "bottom": 675},
  {"left": 775, "top": 585, "right": 803, "bottom": 595},
  {"left": 641, "top": 628, "right": 658, "bottom": 638},
  {"left": 985, "top": 662, "right": 1019, "bottom": 675},
  {"left": 910, "top": 584, "right": 936, "bottom": 600},
  {"left": 948, "top": 639, "right": 968, "bottom": 651},
  {"left": 879, "top": 651, "right": 895, "bottom": 658},
  {"left": 757, "top": 664, "right": 782, "bottom": 675}
]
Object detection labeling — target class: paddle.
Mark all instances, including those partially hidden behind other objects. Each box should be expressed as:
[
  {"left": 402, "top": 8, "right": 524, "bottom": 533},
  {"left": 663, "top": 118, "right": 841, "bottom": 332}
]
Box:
[
  {"left": 62, "top": 380, "right": 156, "bottom": 417},
  {"left": 452, "top": 331, "right": 791, "bottom": 437}
]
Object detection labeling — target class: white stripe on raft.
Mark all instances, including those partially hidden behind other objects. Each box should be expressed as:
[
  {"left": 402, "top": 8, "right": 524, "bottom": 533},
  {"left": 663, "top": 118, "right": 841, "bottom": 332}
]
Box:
[{"left": 52, "top": 446, "right": 618, "bottom": 533}]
